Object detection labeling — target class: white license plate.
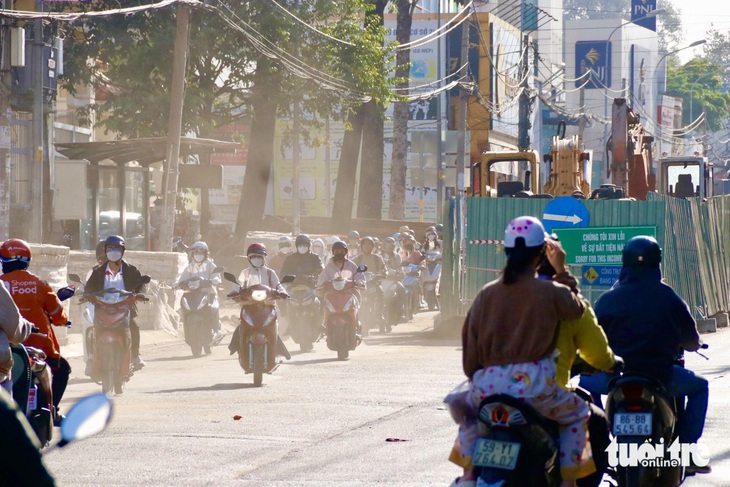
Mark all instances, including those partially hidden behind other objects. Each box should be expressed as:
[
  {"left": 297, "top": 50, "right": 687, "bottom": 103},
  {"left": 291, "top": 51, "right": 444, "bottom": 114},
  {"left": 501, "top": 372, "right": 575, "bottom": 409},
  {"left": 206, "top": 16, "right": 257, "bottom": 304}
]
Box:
[
  {"left": 472, "top": 438, "right": 521, "bottom": 470},
  {"left": 27, "top": 385, "right": 37, "bottom": 410},
  {"left": 613, "top": 412, "right": 652, "bottom": 436}
]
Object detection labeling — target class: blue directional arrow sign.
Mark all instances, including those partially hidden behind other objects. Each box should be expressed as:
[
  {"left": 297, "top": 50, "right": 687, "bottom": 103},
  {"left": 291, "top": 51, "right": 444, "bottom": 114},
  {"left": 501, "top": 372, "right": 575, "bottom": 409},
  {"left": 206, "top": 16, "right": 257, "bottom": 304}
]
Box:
[{"left": 542, "top": 196, "right": 590, "bottom": 233}]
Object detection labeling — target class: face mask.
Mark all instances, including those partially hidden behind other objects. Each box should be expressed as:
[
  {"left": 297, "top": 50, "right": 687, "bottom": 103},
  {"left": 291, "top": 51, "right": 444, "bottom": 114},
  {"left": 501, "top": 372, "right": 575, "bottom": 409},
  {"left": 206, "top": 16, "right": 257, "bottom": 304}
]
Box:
[
  {"left": 428, "top": 234, "right": 436, "bottom": 241},
  {"left": 280, "top": 247, "right": 291, "bottom": 255},
  {"left": 297, "top": 246, "right": 309, "bottom": 254},
  {"left": 193, "top": 253, "right": 205, "bottom": 263},
  {"left": 250, "top": 257, "right": 264, "bottom": 268},
  {"left": 313, "top": 246, "right": 323, "bottom": 255},
  {"left": 333, "top": 253, "right": 346, "bottom": 262},
  {"left": 106, "top": 250, "right": 123, "bottom": 262}
]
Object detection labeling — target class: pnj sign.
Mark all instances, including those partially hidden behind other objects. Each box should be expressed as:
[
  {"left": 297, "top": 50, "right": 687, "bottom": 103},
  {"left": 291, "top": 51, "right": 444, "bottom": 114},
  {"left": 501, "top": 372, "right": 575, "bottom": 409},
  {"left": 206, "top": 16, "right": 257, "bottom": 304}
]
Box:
[
  {"left": 575, "top": 41, "right": 611, "bottom": 90},
  {"left": 632, "top": 0, "right": 658, "bottom": 31}
]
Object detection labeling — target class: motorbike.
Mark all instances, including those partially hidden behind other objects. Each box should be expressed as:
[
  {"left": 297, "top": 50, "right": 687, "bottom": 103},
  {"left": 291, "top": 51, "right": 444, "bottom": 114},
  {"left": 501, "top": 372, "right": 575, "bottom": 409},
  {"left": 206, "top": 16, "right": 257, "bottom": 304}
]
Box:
[
  {"left": 67, "top": 274, "right": 94, "bottom": 376},
  {"left": 360, "top": 271, "right": 383, "bottom": 335},
  {"left": 401, "top": 263, "right": 421, "bottom": 320},
  {"left": 421, "top": 251, "right": 442, "bottom": 311},
  {"left": 282, "top": 275, "right": 321, "bottom": 352},
  {"left": 10, "top": 285, "right": 76, "bottom": 447},
  {"left": 81, "top": 276, "right": 151, "bottom": 395},
  {"left": 322, "top": 265, "right": 366, "bottom": 361},
  {"left": 602, "top": 347, "right": 707, "bottom": 487},
  {"left": 224, "top": 272, "right": 294, "bottom": 386},
  {"left": 381, "top": 268, "right": 405, "bottom": 330},
  {"left": 178, "top": 267, "right": 224, "bottom": 357}
]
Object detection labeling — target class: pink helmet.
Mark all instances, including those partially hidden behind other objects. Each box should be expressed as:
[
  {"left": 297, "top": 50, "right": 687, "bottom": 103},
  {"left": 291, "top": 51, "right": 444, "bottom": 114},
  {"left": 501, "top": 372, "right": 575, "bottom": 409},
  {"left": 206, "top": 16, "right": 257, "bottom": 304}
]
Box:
[{"left": 504, "top": 216, "right": 548, "bottom": 248}]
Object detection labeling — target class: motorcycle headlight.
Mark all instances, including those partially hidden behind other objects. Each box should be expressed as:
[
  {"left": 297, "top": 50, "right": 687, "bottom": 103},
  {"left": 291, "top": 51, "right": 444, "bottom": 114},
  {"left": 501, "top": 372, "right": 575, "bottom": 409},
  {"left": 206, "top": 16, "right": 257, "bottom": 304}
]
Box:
[
  {"left": 196, "top": 295, "right": 209, "bottom": 310},
  {"left": 251, "top": 290, "right": 267, "bottom": 302},
  {"left": 342, "top": 295, "right": 356, "bottom": 312},
  {"left": 241, "top": 309, "right": 254, "bottom": 326},
  {"left": 262, "top": 309, "right": 276, "bottom": 327},
  {"left": 333, "top": 279, "right": 346, "bottom": 291},
  {"left": 181, "top": 298, "right": 190, "bottom": 311},
  {"left": 326, "top": 300, "right": 336, "bottom": 313}
]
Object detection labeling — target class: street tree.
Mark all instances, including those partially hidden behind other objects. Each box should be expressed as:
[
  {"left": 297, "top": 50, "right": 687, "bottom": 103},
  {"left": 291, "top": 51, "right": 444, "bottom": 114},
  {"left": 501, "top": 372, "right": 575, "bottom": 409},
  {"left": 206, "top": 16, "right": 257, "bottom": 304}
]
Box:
[{"left": 665, "top": 58, "right": 730, "bottom": 132}]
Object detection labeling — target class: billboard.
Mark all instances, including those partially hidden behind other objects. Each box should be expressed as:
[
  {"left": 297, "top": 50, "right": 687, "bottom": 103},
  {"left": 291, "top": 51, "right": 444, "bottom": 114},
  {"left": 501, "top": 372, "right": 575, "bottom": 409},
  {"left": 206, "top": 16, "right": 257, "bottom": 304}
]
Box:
[
  {"left": 491, "top": 23, "right": 522, "bottom": 134},
  {"left": 631, "top": 0, "right": 658, "bottom": 31},
  {"left": 575, "top": 41, "right": 611, "bottom": 90}
]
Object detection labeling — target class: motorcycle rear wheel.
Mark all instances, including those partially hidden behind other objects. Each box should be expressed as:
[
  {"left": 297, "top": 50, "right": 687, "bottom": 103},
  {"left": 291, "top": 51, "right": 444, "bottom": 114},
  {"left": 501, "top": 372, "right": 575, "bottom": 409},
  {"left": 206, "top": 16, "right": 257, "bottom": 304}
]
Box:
[{"left": 337, "top": 349, "right": 349, "bottom": 361}]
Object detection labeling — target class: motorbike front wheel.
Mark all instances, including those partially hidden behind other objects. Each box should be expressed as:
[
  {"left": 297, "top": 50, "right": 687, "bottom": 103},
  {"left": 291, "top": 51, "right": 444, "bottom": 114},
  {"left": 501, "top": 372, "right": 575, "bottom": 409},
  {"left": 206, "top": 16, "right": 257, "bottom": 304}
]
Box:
[
  {"left": 252, "top": 344, "right": 264, "bottom": 387},
  {"left": 337, "top": 348, "right": 349, "bottom": 361}
]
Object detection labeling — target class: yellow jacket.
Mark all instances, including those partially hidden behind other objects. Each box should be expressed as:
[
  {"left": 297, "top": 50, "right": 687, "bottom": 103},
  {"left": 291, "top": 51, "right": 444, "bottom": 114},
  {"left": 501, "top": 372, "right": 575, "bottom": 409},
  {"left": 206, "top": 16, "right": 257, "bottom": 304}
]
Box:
[{"left": 555, "top": 301, "right": 616, "bottom": 389}]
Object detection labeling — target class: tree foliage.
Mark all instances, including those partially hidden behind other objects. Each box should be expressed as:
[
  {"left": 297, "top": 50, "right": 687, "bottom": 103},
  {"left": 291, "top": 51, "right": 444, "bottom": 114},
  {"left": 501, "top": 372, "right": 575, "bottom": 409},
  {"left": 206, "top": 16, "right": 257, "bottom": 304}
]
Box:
[{"left": 665, "top": 59, "right": 730, "bottom": 132}]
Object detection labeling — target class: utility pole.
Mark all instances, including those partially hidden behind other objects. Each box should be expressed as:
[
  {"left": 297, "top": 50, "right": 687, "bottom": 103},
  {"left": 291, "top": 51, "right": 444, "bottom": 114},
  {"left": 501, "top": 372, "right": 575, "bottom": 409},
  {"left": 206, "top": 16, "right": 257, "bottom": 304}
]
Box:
[
  {"left": 30, "top": 3, "right": 43, "bottom": 242},
  {"left": 160, "top": 3, "right": 190, "bottom": 252},
  {"left": 455, "top": 15, "right": 470, "bottom": 194},
  {"left": 517, "top": 34, "right": 531, "bottom": 150},
  {"left": 291, "top": 100, "right": 301, "bottom": 236},
  {"left": 0, "top": 100, "right": 9, "bottom": 239},
  {"left": 436, "top": 0, "right": 443, "bottom": 223},
  {"left": 578, "top": 62, "right": 587, "bottom": 141}
]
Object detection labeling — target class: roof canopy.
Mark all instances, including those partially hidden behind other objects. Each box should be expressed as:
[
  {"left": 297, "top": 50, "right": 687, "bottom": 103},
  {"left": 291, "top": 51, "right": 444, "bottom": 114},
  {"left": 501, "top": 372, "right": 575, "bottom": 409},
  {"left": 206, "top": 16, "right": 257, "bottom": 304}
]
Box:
[{"left": 55, "top": 137, "right": 240, "bottom": 166}]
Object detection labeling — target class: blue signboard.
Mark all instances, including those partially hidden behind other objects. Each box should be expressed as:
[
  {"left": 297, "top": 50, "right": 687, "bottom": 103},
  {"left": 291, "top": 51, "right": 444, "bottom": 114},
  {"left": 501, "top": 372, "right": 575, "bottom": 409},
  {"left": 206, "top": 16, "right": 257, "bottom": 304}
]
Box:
[
  {"left": 542, "top": 196, "right": 590, "bottom": 233},
  {"left": 582, "top": 265, "right": 621, "bottom": 287},
  {"left": 575, "top": 41, "right": 611, "bottom": 90},
  {"left": 631, "top": 0, "right": 657, "bottom": 32}
]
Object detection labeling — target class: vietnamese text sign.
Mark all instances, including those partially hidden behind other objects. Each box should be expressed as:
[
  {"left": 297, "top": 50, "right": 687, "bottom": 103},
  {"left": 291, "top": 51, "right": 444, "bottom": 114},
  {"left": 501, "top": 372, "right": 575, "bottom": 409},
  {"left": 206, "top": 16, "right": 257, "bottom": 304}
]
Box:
[
  {"left": 555, "top": 226, "right": 657, "bottom": 265},
  {"left": 582, "top": 265, "right": 621, "bottom": 287}
]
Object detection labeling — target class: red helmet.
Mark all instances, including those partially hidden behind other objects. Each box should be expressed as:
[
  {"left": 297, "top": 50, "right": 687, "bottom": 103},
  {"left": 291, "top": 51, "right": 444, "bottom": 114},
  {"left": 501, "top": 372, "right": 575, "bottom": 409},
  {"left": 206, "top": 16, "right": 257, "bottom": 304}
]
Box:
[
  {"left": 246, "top": 243, "right": 267, "bottom": 257},
  {"left": 0, "top": 239, "right": 32, "bottom": 263}
]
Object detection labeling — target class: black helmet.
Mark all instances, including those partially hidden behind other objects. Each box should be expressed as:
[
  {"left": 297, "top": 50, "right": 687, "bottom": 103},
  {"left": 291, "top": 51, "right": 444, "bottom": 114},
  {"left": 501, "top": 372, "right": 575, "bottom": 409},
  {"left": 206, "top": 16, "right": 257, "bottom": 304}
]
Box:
[
  {"left": 622, "top": 236, "right": 661, "bottom": 268},
  {"left": 295, "top": 234, "right": 311, "bottom": 248},
  {"left": 104, "top": 235, "right": 126, "bottom": 249},
  {"left": 332, "top": 241, "right": 347, "bottom": 253}
]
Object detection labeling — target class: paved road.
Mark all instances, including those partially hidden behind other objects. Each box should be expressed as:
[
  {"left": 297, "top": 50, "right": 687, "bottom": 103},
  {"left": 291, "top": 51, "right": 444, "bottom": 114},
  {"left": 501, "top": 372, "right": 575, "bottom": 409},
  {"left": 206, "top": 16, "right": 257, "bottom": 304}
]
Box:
[{"left": 42, "top": 310, "right": 730, "bottom": 486}]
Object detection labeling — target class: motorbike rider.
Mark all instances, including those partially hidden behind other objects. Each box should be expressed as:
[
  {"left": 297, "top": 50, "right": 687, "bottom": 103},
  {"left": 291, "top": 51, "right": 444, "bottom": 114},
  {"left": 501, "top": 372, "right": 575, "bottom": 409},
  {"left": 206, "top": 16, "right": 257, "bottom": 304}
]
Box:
[
  {"left": 354, "top": 237, "right": 387, "bottom": 325},
  {"left": 421, "top": 226, "right": 442, "bottom": 253},
  {"left": 346, "top": 230, "right": 362, "bottom": 258},
  {"left": 281, "top": 234, "right": 324, "bottom": 280},
  {"left": 449, "top": 216, "right": 592, "bottom": 487},
  {"left": 381, "top": 237, "right": 406, "bottom": 321},
  {"left": 0, "top": 387, "right": 56, "bottom": 486},
  {"left": 317, "top": 241, "right": 366, "bottom": 289},
  {"left": 84, "top": 235, "right": 147, "bottom": 371},
  {"left": 0, "top": 239, "right": 70, "bottom": 425},
  {"left": 227, "top": 243, "right": 288, "bottom": 355},
  {"left": 268, "top": 236, "right": 292, "bottom": 275},
  {"left": 578, "top": 235, "right": 710, "bottom": 475},
  {"left": 0, "top": 280, "right": 34, "bottom": 396},
  {"left": 175, "top": 241, "right": 224, "bottom": 346},
  {"left": 311, "top": 238, "right": 327, "bottom": 265}
]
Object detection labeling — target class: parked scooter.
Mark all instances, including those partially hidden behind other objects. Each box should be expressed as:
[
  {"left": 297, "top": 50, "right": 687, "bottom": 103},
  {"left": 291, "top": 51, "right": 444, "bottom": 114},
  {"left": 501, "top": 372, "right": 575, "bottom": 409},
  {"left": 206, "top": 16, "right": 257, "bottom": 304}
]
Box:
[
  {"left": 322, "top": 265, "right": 366, "bottom": 361},
  {"left": 359, "top": 271, "right": 382, "bottom": 335},
  {"left": 401, "top": 263, "right": 421, "bottom": 320},
  {"left": 282, "top": 275, "right": 320, "bottom": 352},
  {"left": 178, "top": 267, "right": 224, "bottom": 357},
  {"left": 603, "top": 347, "right": 708, "bottom": 486},
  {"left": 81, "top": 276, "right": 151, "bottom": 395},
  {"left": 224, "top": 272, "right": 293, "bottom": 387},
  {"left": 381, "top": 268, "right": 405, "bottom": 330},
  {"left": 421, "top": 251, "right": 441, "bottom": 311},
  {"left": 10, "top": 285, "right": 76, "bottom": 447}
]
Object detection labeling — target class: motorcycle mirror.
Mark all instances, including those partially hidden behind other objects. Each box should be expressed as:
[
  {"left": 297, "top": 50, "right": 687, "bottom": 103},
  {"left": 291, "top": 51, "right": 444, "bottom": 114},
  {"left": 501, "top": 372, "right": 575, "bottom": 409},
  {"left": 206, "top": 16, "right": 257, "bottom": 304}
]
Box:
[
  {"left": 357, "top": 265, "right": 368, "bottom": 273},
  {"left": 140, "top": 275, "right": 151, "bottom": 284},
  {"left": 56, "top": 286, "right": 76, "bottom": 302},
  {"left": 281, "top": 275, "right": 296, "bottom": 284},
  {"left": 68, "top": 273, "right": 83, "bottom": 284},
  {"left": 57, "top": 392, "right": 113, "bottom": 448},
  {"left": 213, "top": 266, "right": 225, "bottom": 274},
  {"left": 223, "top": 272, "right": 240, "bottom": 285}
]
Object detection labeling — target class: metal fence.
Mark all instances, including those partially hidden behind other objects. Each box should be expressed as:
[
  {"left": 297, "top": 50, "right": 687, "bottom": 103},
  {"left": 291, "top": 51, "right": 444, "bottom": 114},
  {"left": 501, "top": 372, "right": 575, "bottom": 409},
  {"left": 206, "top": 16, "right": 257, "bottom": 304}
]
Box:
[{"left": 441, "top": 194, "right": 730, "bottom": 322}]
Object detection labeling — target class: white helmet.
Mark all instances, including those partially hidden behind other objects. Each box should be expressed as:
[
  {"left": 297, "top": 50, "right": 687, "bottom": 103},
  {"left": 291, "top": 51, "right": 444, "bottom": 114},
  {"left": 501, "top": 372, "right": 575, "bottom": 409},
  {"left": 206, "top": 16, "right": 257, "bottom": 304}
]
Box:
[{"left": 503, "top": 216, "right": 548, "bottom": 248}]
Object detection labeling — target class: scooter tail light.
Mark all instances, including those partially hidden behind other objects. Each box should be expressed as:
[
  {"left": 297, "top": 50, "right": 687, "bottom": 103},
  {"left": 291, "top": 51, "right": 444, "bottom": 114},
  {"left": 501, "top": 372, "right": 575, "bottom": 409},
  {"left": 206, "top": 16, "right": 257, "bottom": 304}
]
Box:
[
  {"left": 626, "top": 405, "right": 643, "bottom": 412},
  {"left": 621, "top": 383, "right": 645, "bottom": 401}
]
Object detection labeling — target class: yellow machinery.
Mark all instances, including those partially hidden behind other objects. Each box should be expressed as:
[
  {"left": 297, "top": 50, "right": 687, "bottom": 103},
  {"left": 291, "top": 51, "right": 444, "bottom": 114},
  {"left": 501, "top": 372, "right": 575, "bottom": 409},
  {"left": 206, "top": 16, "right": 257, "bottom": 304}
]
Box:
[
  {"left": 470, "top": 150, "right": 541, "bottom": 197},
  {"left": 542, "top": 122, "right": 591, "bottom": 198}
]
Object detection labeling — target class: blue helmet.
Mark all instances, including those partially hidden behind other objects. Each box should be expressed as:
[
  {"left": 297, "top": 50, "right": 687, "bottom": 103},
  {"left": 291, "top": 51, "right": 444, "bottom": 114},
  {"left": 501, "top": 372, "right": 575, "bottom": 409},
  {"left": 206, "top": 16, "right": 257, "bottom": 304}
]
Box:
[
  {"left": 622, "top": 236, "right": 661, "bottom": 268},
  {"left": 104, "top": 235, "right": 126, "bottom": 249}
]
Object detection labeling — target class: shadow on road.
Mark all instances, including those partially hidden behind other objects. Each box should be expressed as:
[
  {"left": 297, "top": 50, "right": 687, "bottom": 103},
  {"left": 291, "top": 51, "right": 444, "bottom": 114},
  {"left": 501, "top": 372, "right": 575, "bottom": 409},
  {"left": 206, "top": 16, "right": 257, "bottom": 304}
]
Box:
[
  {"left": 150, "top": 382, "right": 261, "bottom": 393},
  {"left": 149, "top": 355, "right": 200, "bottom": 362},
  {"left": 286, "top": 357, "right": 345, "bottom": 366}
]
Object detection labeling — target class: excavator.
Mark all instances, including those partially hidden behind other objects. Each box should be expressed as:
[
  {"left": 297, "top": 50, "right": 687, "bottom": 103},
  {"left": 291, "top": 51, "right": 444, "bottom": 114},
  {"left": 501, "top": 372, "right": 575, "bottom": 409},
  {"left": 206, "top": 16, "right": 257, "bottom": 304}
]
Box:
[{"left": 542, "top": 121, "right": 591, "bottom": 198}]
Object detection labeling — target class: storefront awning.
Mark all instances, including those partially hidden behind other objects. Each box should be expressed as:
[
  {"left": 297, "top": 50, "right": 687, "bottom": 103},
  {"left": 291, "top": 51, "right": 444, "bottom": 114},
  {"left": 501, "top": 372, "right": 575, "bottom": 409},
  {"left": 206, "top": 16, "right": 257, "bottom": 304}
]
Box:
[{"left": 55, "top": 137, "right": 240, "bottom": 166}]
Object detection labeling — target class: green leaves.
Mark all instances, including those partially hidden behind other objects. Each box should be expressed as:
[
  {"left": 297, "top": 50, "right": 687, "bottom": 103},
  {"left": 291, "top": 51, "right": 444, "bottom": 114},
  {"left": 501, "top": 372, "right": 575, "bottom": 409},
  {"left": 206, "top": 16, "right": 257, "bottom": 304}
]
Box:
[{"left": 665, "top": 58, "right": 730, "bottom": 132}]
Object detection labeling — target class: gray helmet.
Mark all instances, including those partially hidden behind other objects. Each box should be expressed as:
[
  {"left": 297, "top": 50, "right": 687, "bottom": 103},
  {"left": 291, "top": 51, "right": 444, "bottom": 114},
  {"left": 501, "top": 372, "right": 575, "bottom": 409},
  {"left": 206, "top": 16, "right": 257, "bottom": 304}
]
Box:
[
  {"left": 278, "top": 236, "right": 292, "bottom": 248},
  {"left": 191, "top": 241, "right": 208, "bottom": 253}
]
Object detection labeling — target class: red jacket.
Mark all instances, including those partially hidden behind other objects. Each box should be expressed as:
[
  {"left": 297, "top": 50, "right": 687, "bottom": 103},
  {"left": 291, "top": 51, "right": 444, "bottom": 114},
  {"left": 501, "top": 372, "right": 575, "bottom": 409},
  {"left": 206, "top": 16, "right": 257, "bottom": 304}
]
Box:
[{"left": 1, "top": 270, "right": 68, "bottom": 359}]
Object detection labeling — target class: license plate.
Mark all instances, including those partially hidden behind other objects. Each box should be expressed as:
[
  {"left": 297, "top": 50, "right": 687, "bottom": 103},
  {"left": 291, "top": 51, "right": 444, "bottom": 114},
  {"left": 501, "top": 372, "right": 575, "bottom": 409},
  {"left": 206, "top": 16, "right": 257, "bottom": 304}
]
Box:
[
  {"left": 27, "top": 385, "right": 37, "bottom": 410},
  {"left": 613, "top": 412, "right": 652, "bottom": 436},
  {"left": 472, "top": 438, "right": 521, "bottom": 470}
]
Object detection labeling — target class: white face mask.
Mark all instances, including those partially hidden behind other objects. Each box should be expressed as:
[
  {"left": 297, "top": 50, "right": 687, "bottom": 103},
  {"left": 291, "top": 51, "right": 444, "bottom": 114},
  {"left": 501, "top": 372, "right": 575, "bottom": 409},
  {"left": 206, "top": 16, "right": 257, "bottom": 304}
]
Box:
[
  {"left": 313, "top": 246, "right": 323, "bottom": 255},
  {"left": 250, "top": 257, "right": 265, "bottom": 268},
  {"left": 280, "top": 247, "right": 291, "bottom": 255},
  {"left": 106, "top": 250, "right": 123, "bottom": 262},
  {"left": 193, "top": 253, "right": 205, "bottom": 263},
  {"left": 297, "top": 246, "right": 308, "bottom": 254},
  {"left": 428, "top": 234, "right": 436, "bottom": 241}
]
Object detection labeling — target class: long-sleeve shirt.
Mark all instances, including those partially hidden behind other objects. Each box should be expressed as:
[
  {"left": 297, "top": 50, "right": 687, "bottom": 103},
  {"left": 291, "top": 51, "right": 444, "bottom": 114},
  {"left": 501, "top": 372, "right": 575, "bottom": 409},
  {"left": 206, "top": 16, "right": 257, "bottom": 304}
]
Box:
[
  {"left": 316, "top": 259, "right": 365, "bottom": 288},
  {"left": 176, "top": 260, "right": 221, "bottom": 287},
  {"left": 0, "top": 282, "right": 33, "bottom": 382},
  {"left": 237, "top": 266, "right": 281, "bottom": 289},
  {"left": 462, "top": 271, "right": 584, "bottom": 379}
]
